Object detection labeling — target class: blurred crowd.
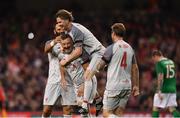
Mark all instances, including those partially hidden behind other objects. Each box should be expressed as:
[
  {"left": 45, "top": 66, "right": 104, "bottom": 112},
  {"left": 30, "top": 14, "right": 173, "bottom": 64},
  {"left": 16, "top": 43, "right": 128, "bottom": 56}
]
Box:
[{"left": 0, "top": 8, "right": 180, "bottom": 112}]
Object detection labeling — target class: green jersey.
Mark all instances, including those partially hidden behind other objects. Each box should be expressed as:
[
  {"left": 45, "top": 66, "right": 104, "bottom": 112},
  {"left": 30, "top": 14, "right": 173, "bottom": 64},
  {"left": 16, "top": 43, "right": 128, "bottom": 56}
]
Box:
[{"left": 155, "top": 58, "right": 176, "bottom": 93}]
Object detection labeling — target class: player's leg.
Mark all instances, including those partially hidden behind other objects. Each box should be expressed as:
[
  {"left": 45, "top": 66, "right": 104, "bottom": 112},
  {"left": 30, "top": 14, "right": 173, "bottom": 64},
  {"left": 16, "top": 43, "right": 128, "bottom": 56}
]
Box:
[
  {"left": 103, "top": 109, "right": 115, "bottom": 118},
  {"left": 80, "top": 76, "right": 96, "bottom": 116},
  {"left": 81, "top": 53, "right": 102, "bottom": 110},
  {"left": 61, "top": 85, "right": 78, "bottom": 116},
  {"left": 75, "top": 84, "right": 84, "bottom": 106},
  {"left": 152, "top": 107, "right": 160, "bottom": 117},
  {"left": 152, "top": 93, "right": 163, "bottom": 117},
  {"left": 82, "top": 61, "right": 102, "bottom": 101},
  {"left": 114, "top": 107, "right": 124, "bottom": 116},
  {"left": 42, "top": 105, "right": 53, "bottom": 117},
  {"left": 82, "top": 66, "right": 93, "bottom": 109},
  {"left": 113, "top": 89, "right": 131, "bottom": 117},
  {"left": 168, "top": 107, "right": 180, "bottom": 117},
  {"left": 63, "top": 105, "right": 71, "bottom": 115},
  {"left": 102, "top": 90, "right": 122, "bottom": 118},
  {"left": 93, "top": 91, "right": 103, "bottom": 116},
  {"left": 167, "top": 93, "right": 180, "bottom": 117},
  {"left": 75, "top": 73, "right": 102, "bottom": 116},
  {"left": 42, "top": 83, "right": 61, "bottom": 117}
]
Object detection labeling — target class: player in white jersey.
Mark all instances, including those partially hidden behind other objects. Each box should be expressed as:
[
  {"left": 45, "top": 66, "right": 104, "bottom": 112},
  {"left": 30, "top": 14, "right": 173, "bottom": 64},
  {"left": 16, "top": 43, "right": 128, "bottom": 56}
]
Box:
[
  {"left": 42, "top": 35, "right": 77, "bottom": 117},
  {"left": 89, "top": 23, "right": 140, "bottom": 117},
  {"left": 56, "top": 10, "right": 105, "bottom": 115},
  {"left": 55, "top": 9, "right": 104, "bottom": 115},
  {"left": 55, "top": 33, "right": 97, "bottom": 107}
]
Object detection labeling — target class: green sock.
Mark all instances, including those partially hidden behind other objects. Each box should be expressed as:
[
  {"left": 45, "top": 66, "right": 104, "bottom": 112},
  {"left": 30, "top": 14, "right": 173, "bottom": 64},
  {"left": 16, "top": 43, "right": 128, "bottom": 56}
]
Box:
[
  {"left": 172, "top": 110, "right": 180, "bottom": 117},
  {"left": 152, "top": 111, "right": 159, "bottom": 117}
]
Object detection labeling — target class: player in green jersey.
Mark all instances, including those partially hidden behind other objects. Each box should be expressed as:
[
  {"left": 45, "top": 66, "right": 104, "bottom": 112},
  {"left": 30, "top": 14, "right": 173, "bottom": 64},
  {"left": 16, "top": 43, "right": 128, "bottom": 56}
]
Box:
[{"left": 151, "top": 50, "right": 180, "bottom": 117}]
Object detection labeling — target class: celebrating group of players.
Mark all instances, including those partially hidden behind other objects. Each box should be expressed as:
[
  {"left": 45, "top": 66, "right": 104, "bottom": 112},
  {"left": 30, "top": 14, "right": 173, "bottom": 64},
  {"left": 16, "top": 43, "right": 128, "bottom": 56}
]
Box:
[{"left": 41, "top": 9, "right": 180, "bottom": 117}]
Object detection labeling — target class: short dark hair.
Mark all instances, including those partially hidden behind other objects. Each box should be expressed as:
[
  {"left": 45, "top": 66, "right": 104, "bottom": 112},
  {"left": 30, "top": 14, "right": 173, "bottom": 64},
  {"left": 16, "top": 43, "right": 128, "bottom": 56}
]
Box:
[
  {"left": 55, "top": 9, "right": 74, "bottom": 21},
  {"left": 59, "top": 32, "right": 72, "bottom": 40},
  {"left": 152, "top": 50, "right": 163, "bottom": 57},
  {"left": 111, "top": 23, "right": 126, "bottom": 37}
]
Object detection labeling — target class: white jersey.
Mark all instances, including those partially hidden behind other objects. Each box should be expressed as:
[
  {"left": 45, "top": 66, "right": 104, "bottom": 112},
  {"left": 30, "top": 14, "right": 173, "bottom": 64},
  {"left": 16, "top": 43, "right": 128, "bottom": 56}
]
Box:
[
  {"left": 102, "top": 40, "right": 136, "bottom": 91},
  {"left": 59, "top": 54, "right": 84, "bottom": 88},
  {"left": 46, "top": 43, "right": 61, "bottom": 84},
  {"left": 68, "top": 23, "right": 105, "bottom": 56},
  {"left": 51, "top": 42, "right": 85, "bottom": 88},
  {"left": 47, "top": 42, "right": 73, "bottom": 85}
]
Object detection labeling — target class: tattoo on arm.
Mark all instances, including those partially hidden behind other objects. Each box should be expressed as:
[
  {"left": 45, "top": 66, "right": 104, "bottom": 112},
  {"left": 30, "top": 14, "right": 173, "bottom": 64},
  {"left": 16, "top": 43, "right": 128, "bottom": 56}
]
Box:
[
  {"left": 96, "top": 60, "right": 107, "bottom": 72},
  {"left": 66, "top": 47, "right": 82, "bottom": 63},
  {"left": 131, "top": 64, "right": 139, "bottom": 87}
]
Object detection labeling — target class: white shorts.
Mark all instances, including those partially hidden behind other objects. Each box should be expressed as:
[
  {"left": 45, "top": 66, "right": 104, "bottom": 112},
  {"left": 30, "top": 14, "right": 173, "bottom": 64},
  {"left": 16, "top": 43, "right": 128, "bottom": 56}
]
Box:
[
  {"left": 153, "top": 93, "right": 177, "bottom": 108},
  {"left": 43, "top": 83, "right": 77, "bottom": 106},
  {"left": 103, "top": 89, "right": 131, "bottom": 110}
]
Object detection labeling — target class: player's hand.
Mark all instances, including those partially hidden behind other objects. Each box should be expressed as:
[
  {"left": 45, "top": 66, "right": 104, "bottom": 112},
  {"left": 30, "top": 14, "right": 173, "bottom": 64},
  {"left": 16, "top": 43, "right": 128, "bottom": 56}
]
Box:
[
  {"left": 60, "top": 57, "right": 69, "bottom": 66},
  {"left": 132, "top": 86, "right": 140, "bottom": 96},
  {"left": 54, "top": 36, "right": 61, "bottom": 44},
  {"left": 60, "top": 58, "right": 67, "bottom": 66},
  {"left": 158, "top": 91, "right": 163, "bottom": 100},
  {"left": 61, "top": 79, "right": 67, "bottom": 91}
]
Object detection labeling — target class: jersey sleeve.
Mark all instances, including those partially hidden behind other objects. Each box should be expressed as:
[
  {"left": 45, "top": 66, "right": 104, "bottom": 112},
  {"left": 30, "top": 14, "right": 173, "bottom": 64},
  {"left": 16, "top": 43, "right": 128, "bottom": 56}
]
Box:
[
  {"left": 132, "top": 55, "right": 137, "bottom": 64},
  {"left": 155, "top": 62, "right": 163, "bottom": 75},
  {"left": 132, "top": 50, "right": 137, "bottom": 64},
  {"left": 80, "top": 50, "right": 90, "bottom": 64},
  {"left": 58, "top": 53, "right": 65, "bottom": 60},
  {"left": 73, "top": 31, "right": 83, "bottom": 47},
  {"left": 102, "top": 44, "right": 114, "bottom": 63}
]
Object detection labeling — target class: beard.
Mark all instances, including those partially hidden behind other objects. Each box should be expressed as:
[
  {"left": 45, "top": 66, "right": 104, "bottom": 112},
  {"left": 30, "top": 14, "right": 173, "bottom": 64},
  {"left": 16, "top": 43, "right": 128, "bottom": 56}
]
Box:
[{"left": 63, "top": 47, "right": 73, "bottom": 54}]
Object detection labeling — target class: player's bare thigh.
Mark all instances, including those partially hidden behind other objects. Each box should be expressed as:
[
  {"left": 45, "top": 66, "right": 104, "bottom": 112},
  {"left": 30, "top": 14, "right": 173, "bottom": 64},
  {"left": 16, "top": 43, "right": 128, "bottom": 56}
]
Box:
[{"left": 103, "top": 109, "right": 113, "bottom": 118}]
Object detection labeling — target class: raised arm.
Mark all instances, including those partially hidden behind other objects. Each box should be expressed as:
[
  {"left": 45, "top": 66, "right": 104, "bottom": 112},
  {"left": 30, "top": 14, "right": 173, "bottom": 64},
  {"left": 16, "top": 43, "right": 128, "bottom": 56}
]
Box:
[
  {"left": 44, "top": 40, "right": 54, "bottom": 53},
  {"left": 44, "top": 37, "right": 61, "bottom": 53}
]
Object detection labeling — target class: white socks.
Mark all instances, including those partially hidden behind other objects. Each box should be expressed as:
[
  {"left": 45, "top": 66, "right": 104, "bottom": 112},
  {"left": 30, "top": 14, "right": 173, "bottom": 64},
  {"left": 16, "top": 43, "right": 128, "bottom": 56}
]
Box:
[{"left": 82, "top": 79, "right": 92, "bottom": 109}]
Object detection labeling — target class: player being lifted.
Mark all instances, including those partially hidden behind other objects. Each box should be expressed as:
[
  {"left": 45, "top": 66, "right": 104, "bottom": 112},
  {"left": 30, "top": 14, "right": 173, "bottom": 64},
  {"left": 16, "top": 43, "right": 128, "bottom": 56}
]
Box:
[
  {"left": 88, "top": 23, "right": 140, "bottom": 117},
  {"left": 151, "top": 50, "right": 180, "bottom": 117},
  {"left": 55, "top": 9, "right": 105, "bottom": 115}
]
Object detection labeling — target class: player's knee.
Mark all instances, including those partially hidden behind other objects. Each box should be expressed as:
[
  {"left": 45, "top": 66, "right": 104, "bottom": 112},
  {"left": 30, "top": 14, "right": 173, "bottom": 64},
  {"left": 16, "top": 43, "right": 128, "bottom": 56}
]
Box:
[
  {"left": 103, "top": 109, "right": 113, "bottom": 118},
  {"left": 42, "top": 106, "right": 52, "bottom": 117},
  {"left": 153, "top": 106, "right": 159, "bottom": 111},
  {"left": 114, "top": 107, "right": 124, "bottom": 116},
  {"left": 103, "top": 111, "right": 109, "bottom": 118},
  {"left": 168, "top": 107, "right": 176, "bottom": 113},
  {"left": 63, "top": 105, "right": 72, "bottom": 115}
]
